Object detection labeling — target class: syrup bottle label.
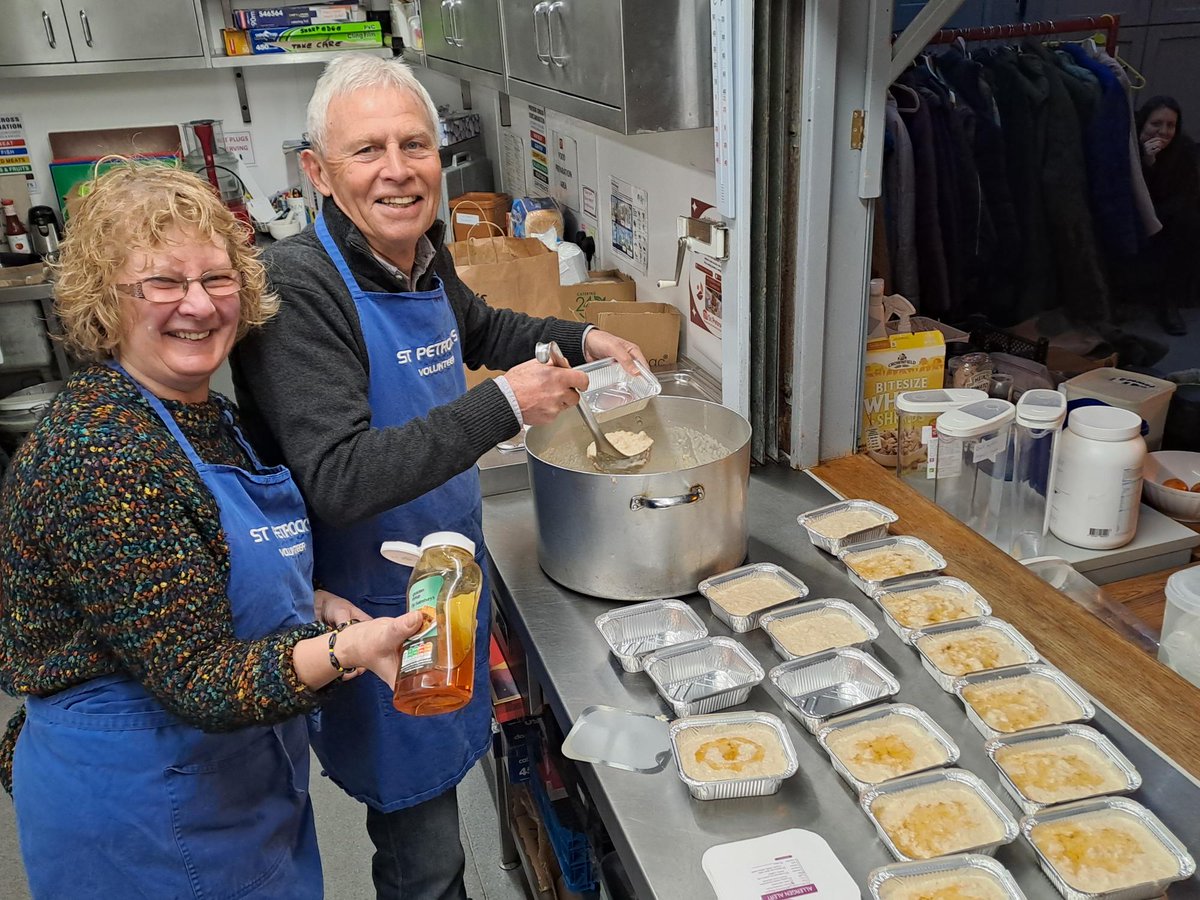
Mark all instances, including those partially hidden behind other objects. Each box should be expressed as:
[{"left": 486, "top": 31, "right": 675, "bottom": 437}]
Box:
[{"left": 399, "top": 574, "right": 443, "bottom": 674}]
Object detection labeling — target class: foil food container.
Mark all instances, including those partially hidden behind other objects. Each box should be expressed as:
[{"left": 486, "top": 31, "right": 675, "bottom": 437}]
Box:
[
  {"left": 796, "top": 499, "right": 898, "bottom": 555},
  {"left": 952, "top": 663, "right": 1096, "bottom": 740},
  {"left": 578, "top": 356, "right": 662, "bottom": 423},
  {"left": 768, "top": 648, "right": 900, "bottom": 734},
  {"left": 911, "top": 617, "right": 1040, "bottom": 692},
  {"left": 594, "top": 599, "right": 708, "bottom": 673},
  {"left": 868, "top": 854, "right": 1028, "bottom": 900},
  {"left": 697, "top": 562, "right": 809, "bottom": 633},
  {"left": 758, "top": 598, "right": 880, "bottom": 661},
  {"left": 860, "top": 768, "right": 1020, "bottom": 863},
  {"left": 871, "top": 576, "right": 992, "bottom": 643},
  {"left": 668, "top": 710, "right": 799, "bottom": 801},
  {"left": 837, "top": 536, "right": 947, "bottom": 596},
  {"left": 642, "top": 636, "right": 765, "bottom": 717},
  {"left": 1020, "top": 796, "right": 1196, "bottom": 900},
  {"left": 984, "top": 723, "right": 1141, "bottom": 815},
  {"left": 816, "top": 702, "right": 960, "bottom": 795}
]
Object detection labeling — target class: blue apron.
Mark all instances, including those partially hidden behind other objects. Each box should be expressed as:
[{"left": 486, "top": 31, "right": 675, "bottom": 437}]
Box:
[
  {"left": 307, "top": 213, "right": 491, "bottom": 812},
  {"left": 13, "top": 362, "right": 321, "bottom": 900}
]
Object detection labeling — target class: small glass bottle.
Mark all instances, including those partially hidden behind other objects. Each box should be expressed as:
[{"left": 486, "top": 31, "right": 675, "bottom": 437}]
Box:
[
  {"left": 3, "top": 200, "right": 31, "bottom": 254},
  {"left": 383, "top": 531, "right": 482, "bottom": 716}
]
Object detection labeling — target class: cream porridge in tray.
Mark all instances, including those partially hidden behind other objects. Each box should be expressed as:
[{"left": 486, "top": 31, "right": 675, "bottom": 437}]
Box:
[
  {"left": 844, "top": 545, "right": 938, "bottom": 583},
  {"left": 767, "top": 609, "right": 868, "bottom": 657},
  {"left": 917, "top": 628, "right": 1030, "bottom": 677},
  {"left": 1031, "top": 810, "right": 1180, "bottom": 893},
  {"left": 706, "top": 575, "right": 800, "bottom": 616},
  {"left": 872, "top": 781, "right": 1007, "bottom": 859},
  {"left": 880, "top": 586, "right": 980, "bottom": 629},
  {"left": 824, "top": 715, "right": 949, "bottom": 784},
  {"left": 675, "top": 722, "right": 791, "bottom": 782},
  {"left": 806, "top": 508, "right": 890, "bottom": 540},
  {"left": 961, "top": 675, "right": 1084, "bottom": 733},
  {"left": 994, "top": 736, "right": 1129, "bottom": 805},
  {"left": 879, "top": 869, "right": 1011, "bottom": 900}
]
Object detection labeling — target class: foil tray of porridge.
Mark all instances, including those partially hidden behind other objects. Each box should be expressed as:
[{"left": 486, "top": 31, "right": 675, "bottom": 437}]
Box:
[
  {"left": 838, "top": 536, "right": 947, "bottom": 596},
  {"left": 668, "top": 710, "right": 798, "bottom": 800},
  {"left": 642, "top": 636, "right": 764, "bottom": 717},
  {"left": 868, "top": 854, "right": 1028, "bottom": 900},
  {"left": 697, "top": 562, "right": 809, "bottom": 632},
  {"left": 797, "top": 499, "right": 898, "bottom": 555},
  {"left": 816, "top": 702, "right": 960, "bottom": 794},
  {"left": 769, "top": 647, "right": 900, "bottom": 733},
  {"left": 758, "top": 597, "right": 880, "bottom": 660},
  {"left": 594, "top": 599, "right": 708, "bottom": 673},
  {"left": 953, "top": 664, "right": 1096, "bottom": 740},
  {"left": 860, "top": 768, "right": 1020, "bottom": 862},
  {"left": 871, "top": 576, "right": 992, "bottom": 643},
  {"left": 985, "top": 724, "right": 1141, "bottom": 814},
  {"left": 911, "top": 617, "right": 1040, "bottom": 691},
  {"left": 1021, "top": 797, "right": 1195, "bottom": 900}
]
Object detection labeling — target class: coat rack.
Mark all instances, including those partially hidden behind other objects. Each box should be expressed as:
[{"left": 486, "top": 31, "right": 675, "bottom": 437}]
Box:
[{"left": 923, "top": 14, "right": 1120, "bottom": 53}]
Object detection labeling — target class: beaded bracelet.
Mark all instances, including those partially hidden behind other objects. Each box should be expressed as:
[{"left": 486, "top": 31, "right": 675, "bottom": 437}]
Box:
[{"left": 327, "top": 619, "right": 361, "bottom": 680}]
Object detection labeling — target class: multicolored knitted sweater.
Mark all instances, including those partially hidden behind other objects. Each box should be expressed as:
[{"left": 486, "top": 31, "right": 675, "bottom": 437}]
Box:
[{"left": 0, "top": 364, "right": 327, "bottom": 792}]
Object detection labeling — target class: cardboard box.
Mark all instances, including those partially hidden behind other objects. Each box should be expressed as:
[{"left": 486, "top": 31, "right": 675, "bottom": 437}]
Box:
[
  {"left": 234, "top": 4, "right": 366, "bottom": 29},
  {"left": 558, "top": 270, "right": 637, "bottom": 321},
  {"left": 248, "top": 21, "right": 382, "bottom": 53},
  {"left": 860, "top": 328, "right": 946, "bottom": 467},
  {"left": 584, "top": 301, "right": 682, "bottom": 371}
]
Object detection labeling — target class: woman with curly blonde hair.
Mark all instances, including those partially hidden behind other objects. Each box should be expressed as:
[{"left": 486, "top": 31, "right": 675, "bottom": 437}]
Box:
[{"left": 0, "top": 161, "right": 424, "bottom": 899}]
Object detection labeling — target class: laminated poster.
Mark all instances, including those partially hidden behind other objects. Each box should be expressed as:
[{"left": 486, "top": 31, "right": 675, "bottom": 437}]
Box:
[
  {"left": 689, "top": 197, "right": 723, "bottom": 337},
  {"left": 527, "top": 105, "right": 551, "bottom": 197},
  {"left": 610, "top": 176, "right": 648, "bottom": 274},
  {"left": 0, "top": 114, "right": 33, "bottom": 177}
]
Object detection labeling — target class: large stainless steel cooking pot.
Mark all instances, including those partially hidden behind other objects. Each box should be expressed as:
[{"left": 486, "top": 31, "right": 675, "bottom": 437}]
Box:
[{"left": 525, "top": 396, "right": 751, "bottom": 600}]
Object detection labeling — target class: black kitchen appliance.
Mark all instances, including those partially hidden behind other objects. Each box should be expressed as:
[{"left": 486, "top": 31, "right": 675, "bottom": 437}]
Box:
[{"left": 27, "top": 206, "right": 61, "bottom": 260}]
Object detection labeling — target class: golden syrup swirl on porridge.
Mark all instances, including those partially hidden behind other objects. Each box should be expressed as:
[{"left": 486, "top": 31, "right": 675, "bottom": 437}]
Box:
[
  {"left": 675, "top": 721, "right": 790, "bottom": 782},
  {"left": 1031, "top": 810, "right": 1179, "bottom": 893}
]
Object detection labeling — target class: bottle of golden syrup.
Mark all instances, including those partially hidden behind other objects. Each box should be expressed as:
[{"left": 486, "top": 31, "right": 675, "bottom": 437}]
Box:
[{"left": 383, "top": 532, "right": 482, "bottom": 716}]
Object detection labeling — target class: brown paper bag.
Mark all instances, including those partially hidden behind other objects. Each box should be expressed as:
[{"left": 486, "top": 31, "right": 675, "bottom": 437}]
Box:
[{"left": 449, "top": 235, "right": 561, "bottom": 386}]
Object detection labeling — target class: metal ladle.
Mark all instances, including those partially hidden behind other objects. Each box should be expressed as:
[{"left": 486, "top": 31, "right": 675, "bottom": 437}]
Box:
[{"left": 535, "top": 341, "right": 651, "bottom": 473}]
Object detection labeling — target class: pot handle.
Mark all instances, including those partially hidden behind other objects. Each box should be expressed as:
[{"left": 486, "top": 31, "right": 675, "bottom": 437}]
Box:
[{"left": 629, "top": 484, "right": 704, "bottom": 511}]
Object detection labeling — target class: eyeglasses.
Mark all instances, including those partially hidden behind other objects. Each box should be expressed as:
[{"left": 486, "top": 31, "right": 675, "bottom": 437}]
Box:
[{"left": 114, "top": 268, "right": 243, "bottom": 304}]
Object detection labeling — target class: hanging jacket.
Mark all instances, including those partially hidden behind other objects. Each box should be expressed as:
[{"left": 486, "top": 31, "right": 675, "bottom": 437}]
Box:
[{"left": 884, "top": 93, "right": 920, "bottom": 304}]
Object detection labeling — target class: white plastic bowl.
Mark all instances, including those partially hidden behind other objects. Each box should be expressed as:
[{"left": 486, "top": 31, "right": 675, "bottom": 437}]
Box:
[{"left": 1143, "top": 451, "right": 1200, "bottom": 522}]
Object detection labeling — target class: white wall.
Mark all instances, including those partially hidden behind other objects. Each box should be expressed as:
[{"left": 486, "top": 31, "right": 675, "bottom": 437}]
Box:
[{"left": 4, "top": 62, "right": 721, "bottom": 376}]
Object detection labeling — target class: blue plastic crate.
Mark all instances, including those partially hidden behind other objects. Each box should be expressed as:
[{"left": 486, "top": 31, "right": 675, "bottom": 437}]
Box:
[{"left": 529, "top": 775, "right": 597, "bottom": 893}]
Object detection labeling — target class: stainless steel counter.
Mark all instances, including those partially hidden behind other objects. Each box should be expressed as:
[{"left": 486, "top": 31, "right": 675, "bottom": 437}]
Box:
[{"left": 482, "top": 463, "right": 1200, "bottom": 900}]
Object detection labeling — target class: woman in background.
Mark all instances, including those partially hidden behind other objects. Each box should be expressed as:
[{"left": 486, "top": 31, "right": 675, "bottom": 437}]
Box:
[
  {"left": 1136, "top": 95, "right": 1200, "bottom": 335},
  {"left": 0, "top": 162, "right": 422, "bottom": 899}
]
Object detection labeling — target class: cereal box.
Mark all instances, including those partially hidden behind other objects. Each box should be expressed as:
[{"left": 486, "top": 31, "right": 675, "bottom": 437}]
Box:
[{"left": 861, "top": 330, "right": 946, "bottom": 467}]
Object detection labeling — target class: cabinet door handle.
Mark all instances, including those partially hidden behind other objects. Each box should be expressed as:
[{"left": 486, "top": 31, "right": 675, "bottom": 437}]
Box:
[
  {"left": 41, "top": 10, "right": 57, "bottom": 48},
  {"left": 439, "top": 0, "right": 454, "bottom": 46},
  {"left": 78, "top": 9, "right": 94, "bottom": 46},
  {"left": 532, "top": 2, "right": 551, "bottom": 65},
  {"left": 449, "top": 0, "right": 463, "bottom": 46},
  {"left": 547, "top": 1, "right": 568, "bottom": 67}
]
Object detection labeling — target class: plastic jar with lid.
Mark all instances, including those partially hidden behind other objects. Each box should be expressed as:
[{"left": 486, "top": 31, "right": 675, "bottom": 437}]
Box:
[
  {"left": 1002, "top": 389, "right": 1068, "bottom": 560},
  {"left": 1160, "top": 566, "right": 1200, "bottom": 688},
  {"left": 933, "top": 398, "right": 1016, "bottom": 543},
  {"left": 1048, "top": 406, "right": 1146, "bottom": 550},
  {"left": 894, "top": 388, "right": 988, "bottom": 497}
]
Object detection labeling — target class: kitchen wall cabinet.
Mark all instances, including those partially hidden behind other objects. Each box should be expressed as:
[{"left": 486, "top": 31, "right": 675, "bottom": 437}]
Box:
[
  {"left": 0, "top": 0, "right": 205, "bottom": 76},
  {"left": 499, "top": 0, "right": 712, "bottom": 134},
  {"left": 419, "top": 0, "right": 506, "bottom": 92}
]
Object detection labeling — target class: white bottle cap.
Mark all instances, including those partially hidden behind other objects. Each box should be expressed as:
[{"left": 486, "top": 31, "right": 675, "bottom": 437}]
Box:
[
  {"left": 1015, "top": 388, "right": 1067, "bottom": 428},
  {"left": 1066, "top": 405, "right": 1142, "bottom": 442},
  {"left": 380, "top": 531, "right": 476, "bottom": 566}
]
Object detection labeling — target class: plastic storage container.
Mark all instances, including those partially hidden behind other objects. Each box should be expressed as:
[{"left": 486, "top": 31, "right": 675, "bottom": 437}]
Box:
[
  {"left": 1049, "top": 406, "right": 1146, "bottom": 550},
  {"left": 1061, "top": 367, "right": 1176, "bottom": 451},
  {"left": 1159, "top": 565, "right": 1200, "bottom": 688},
  {"left": 1001, "top": 389, "right": 1067, "bottom": 560},
  {"left": 895, "top": 388, "right": 987, "bottom": 498},
  {"left": 933, "top": 399, "right": 1015, "bottom": 543}
]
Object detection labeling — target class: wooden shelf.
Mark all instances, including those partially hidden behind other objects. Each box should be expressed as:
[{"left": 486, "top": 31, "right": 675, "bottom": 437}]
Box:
[{"left": 209, "top": 47, "right": 392, "bottom": 69}]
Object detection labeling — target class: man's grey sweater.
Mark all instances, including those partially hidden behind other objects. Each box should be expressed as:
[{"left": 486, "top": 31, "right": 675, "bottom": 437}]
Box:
[{"left": 231, "top": 202, "right": 586, "bottom": 527}]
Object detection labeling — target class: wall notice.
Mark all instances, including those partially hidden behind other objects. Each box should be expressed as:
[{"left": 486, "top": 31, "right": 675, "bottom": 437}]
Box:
[
  {"left": 502, "top": 130, "right": 526, "bottom": 196},
  {"left": 527, "top": 105, "right": 551, "bottom": 196},
  {"left": 0, "top": 114, "right": 33, "bottom": 177},
  {"left": 610, "top": 176, "right": 648, "bottom": 274},
  {"left": 551, "top": 133, "right": 579, "bottom": 213},
  {"left": 688, "top": 198, "right": 723, "bottom": 337},
  {"left": 224, "top": 131, "right": 256, "bottom": 167}
]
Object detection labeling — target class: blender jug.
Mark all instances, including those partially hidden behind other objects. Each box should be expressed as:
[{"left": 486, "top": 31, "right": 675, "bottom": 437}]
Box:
[
  {"left": 1002, "top": 390, "right": 1067, "bottom": 560},
  {"left": 181, "top": 119, "right": 253, "bottom": 236},
  {"left": 895, "top": 388, "right": 987, "bottom": 499},
  {"left": 933, "top": 398, "right": 1015, "bottom": 543}
]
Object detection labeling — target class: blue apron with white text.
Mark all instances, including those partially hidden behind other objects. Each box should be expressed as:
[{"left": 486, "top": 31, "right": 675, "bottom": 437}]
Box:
[
  {"left": 307, "top": 213, "right": 491, "bottom": 811},
  {"left": 13, "top": 362, "right": 321, "bottom": 899}
]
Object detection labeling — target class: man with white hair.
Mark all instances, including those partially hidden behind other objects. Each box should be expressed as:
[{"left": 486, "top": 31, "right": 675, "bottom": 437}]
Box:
[{"left": 232, "top": 54, "right": 645, "bottom": 898}]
